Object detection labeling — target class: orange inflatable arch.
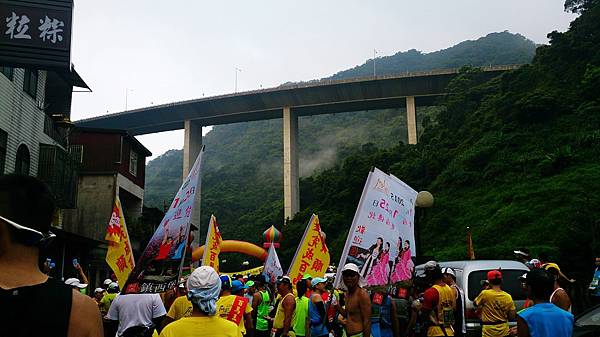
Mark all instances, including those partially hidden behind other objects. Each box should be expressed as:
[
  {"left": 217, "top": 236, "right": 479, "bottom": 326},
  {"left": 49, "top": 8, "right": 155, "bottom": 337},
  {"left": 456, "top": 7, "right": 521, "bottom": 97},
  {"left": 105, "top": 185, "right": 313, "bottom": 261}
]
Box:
[{"left": 192, "top": 240, "right": 268, "bottom": 262}]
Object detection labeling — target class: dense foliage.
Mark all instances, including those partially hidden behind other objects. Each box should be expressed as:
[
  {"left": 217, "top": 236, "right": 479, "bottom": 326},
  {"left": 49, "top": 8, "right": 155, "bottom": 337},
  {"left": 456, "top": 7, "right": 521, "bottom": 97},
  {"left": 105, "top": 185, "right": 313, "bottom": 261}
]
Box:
[
  {"left": 285, "top": 4, "right": 600, "bottom": 284},
  {"left": 330, "top": 32, "right": 535, "bottom": 79},
  {"left": 145, "top": 28, "right": 600, "bottom": 273}
]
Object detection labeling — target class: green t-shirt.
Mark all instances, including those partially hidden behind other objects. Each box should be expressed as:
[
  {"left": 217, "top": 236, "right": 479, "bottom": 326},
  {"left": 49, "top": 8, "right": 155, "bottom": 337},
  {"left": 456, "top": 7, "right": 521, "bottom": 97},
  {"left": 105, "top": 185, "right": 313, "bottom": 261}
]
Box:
[
  {"left": 293, "top": 296, "right": 309, "bottom": 336},
  {"left": 256, "top": 290, "right": 271, "bottom": 331},
  {"left": 100, "top": 293, "right": 118, "bottom": 314}
]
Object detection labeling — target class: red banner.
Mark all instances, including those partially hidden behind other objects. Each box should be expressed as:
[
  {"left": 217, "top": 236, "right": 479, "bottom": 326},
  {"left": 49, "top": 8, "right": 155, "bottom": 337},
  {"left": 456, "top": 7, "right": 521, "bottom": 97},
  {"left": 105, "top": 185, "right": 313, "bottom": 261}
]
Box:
[{"left": 226, "top": 296, "right": 248, "bottom": 325}]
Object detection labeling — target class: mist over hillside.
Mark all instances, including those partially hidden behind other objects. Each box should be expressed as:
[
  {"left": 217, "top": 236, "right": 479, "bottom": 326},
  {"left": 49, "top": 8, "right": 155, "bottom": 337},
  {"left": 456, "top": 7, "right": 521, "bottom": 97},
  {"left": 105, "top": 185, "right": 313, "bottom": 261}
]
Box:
[{"left": 143, "top": 31, "right": 540, "bottom": 269}]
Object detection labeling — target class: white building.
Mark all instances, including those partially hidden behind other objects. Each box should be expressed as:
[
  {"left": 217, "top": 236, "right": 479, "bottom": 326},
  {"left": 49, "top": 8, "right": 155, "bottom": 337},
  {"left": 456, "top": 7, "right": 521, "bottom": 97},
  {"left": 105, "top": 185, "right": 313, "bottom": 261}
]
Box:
[{"left": 0, "top": 65, "right": 88, "bottom": 208}]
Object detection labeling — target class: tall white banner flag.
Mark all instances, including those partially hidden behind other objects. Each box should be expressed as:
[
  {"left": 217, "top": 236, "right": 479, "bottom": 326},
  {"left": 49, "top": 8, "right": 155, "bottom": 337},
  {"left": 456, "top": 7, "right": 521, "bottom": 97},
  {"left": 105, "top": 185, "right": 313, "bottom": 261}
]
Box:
[
  {"left": 123, "top": 147, "right": 205, "bottom": 294},
  {"left": 263, "top": 244, "right": 283, "bottom": 284},
  {"left": 335, "top": 167, "right": 417, "bottom": 288}
]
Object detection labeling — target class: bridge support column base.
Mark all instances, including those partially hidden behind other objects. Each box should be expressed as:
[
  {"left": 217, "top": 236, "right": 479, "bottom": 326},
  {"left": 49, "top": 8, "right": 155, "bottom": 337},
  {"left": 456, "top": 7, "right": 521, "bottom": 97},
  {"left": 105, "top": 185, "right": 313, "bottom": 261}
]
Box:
[
  {"left": 183, "top": 119, "right": 203, "bottom": 250},
  {"left": 406, "top": 96, "right": 417, "bottom": 145},
  {"left": 283, "top": 107, "right": 299, "bottom": 222}
]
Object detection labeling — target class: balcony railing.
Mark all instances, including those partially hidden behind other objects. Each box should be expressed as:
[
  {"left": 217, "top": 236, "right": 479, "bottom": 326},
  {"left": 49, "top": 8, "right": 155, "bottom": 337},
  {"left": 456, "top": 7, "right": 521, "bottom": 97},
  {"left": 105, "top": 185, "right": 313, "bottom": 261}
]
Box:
[
  {"left": 38, "top": 144, "right": 78, "bottom": 209},
  {"left": 43, "top": 114, "right": 67, "bottom": 147}
]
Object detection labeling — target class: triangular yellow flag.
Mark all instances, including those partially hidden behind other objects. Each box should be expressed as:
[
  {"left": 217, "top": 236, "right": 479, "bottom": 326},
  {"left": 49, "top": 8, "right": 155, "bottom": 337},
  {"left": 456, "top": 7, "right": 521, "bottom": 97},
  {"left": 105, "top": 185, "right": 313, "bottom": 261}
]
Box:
[
  {"left": 201, "top": 215, "right": 222, "bottom": 272},
  {"left": 105, "top": 196, "right": 135, "bottom": 289},
  {"left": 288, "top": 214, "right": 330, "bottom": 284}
]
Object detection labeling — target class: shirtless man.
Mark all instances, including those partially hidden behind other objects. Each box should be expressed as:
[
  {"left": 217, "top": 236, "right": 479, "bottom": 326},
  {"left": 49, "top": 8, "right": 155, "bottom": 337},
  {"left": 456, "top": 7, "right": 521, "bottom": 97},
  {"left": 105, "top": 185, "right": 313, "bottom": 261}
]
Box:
[
  {"left": 0, "top": 174, "right": 103, "bottom": 337},
  {"left": 273, "top": 276, "right": 296, "bottom": 337},
  {"left": 336, "top": 263, "right": 371, "bottom": 337},
  {"left": 543, "top": 263, "right": 573, "bottom": 312}
]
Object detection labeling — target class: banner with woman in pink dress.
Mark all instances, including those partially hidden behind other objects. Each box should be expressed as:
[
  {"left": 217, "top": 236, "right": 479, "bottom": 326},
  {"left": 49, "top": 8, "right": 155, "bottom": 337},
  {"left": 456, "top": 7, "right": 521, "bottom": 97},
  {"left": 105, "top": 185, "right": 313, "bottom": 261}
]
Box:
[{"left": 335, "top": 167, "right": 418, "bottom": 288}]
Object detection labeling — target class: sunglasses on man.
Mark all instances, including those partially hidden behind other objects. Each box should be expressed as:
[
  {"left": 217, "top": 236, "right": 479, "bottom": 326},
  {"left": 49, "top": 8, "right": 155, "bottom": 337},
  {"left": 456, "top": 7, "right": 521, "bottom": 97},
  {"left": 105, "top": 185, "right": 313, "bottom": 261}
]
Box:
[{"left": 0, "top": 215, "right": 56, "bottom": 247}]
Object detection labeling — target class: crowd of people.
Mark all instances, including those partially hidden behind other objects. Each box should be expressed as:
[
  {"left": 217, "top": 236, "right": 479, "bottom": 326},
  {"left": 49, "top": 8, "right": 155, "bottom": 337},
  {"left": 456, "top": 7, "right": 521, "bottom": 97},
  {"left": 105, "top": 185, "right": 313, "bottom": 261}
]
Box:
[
  {"left": 86, "top": 259, "right": 578, "bottom": 337},
  {"left": 0, "top": 175, "right": 595, "bottom": 337}
]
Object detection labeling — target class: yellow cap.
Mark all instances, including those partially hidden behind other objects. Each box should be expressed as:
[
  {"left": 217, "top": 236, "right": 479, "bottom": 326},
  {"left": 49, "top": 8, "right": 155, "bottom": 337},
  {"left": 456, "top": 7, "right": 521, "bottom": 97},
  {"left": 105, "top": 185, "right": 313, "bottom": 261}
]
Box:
[{"left": 543, "top": 262, "right": 560, "bottom": 272}]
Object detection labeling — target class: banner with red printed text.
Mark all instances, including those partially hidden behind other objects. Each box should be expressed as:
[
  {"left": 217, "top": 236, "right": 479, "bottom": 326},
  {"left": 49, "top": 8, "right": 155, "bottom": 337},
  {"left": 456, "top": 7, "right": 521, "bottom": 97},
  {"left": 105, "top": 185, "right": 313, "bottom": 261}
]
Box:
[
  {"left": 288, "top": 214, "right": 330, "bottom": 284},
  {"left": 105, "top": 196, "right": 135, "bottom": 290},
  {"left": 201, "top": 215, "right": 222, "bottom": 272},
  {"left": 122, "top": 147, "right": 204, "bottom": 294},
  {"left": 335, "top": 167, "right": 417, "bottom": 288}
]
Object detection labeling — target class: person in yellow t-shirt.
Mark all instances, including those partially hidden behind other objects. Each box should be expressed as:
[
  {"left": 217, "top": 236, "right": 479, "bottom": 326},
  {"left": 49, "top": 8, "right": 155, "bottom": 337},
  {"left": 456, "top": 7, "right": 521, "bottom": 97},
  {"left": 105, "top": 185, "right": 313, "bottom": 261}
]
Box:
[
  {"left": 420, "top": 265, "right": 456, "bottom": 337},
  {"left": 160, "top": 266, "right": 241, "bottom": 337},
  {"left": 217, "top": 277, "right": 253, "bottom": 336},
  {"left": 474, "top": 270, "right": 516, "bottom": 337},
  {"left": 159, "top": 294, "right": 194, "bottom": 331}
]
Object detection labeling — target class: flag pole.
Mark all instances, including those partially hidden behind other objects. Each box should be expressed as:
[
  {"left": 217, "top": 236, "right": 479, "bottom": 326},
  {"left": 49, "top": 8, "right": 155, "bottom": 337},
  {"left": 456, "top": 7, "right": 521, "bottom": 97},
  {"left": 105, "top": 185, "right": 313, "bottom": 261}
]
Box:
[{"left": 467, "top": 226, "right": 475, "bottom": 260}]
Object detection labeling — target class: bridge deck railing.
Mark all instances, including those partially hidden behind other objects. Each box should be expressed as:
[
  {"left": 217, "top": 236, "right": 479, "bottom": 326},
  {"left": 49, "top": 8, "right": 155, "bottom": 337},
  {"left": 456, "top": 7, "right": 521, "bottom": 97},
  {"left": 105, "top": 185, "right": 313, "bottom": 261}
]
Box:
[{"left": 76, "top": 64, "right": 523, "bottom": 123}]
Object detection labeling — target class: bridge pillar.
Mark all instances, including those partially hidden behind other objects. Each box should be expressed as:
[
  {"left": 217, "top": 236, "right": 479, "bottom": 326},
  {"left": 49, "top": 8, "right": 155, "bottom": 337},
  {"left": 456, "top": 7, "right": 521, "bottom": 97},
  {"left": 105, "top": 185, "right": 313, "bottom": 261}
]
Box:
[
  {"left": 283, "top": 106, "right": 299, "bottom": 222},
  {"left": 183, "top": 119, "right": 202, "bottom": 249},
  {"left": 406, "top": 96, "right": 418, "bottom": 144}
]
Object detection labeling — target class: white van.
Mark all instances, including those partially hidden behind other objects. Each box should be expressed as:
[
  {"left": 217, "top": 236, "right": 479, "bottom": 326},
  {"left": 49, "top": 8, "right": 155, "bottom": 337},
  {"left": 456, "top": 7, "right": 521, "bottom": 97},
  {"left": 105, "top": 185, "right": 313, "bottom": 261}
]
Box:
[{"left": 415, "top": 260, "right": 530, "bottom": 337}]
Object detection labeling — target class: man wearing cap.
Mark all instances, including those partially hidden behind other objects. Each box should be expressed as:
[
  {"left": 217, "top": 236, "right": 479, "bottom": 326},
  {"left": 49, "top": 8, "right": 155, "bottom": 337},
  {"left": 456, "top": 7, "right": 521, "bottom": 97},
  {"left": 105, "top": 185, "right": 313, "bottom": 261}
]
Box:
[
  {"left": 542, "top": 263, "right": 573, "bottom": 312},
  {"left": 99, "top": 282, "right": 120, "bottom": 316},
  {"left": 65, "top": 277, "right": 89, "bottom": 290},
  {"left": 303, "top": 273, "right": 313, "bottom": 297},
  {"left": 217, "top": 276, "right": 254, "bottom": 337},
  {"left": 335, "top": 263, "right": 371, "bottom": 337},
  {"left": 293, "top": 279, "right": 310, "bottom": 337},
  {"left": 518, "top": 274, "right": 533, "bottom": 311},
  {"left": 442, "top": 267, "right": 465, "bottom": 337},
  {"left": 310, "top": 277, "right": 330, "bottom": 337},
  {"left": 245, "top": 280, "right": 256, "bottom": 306},
  {"left": 94, "top": 288, "right": 107, "bottom": 315},
  {"left": 0, "top": 175, "right": 103, "bottom": 337},
  {"left": 273, "top": 276, "right": 296, "bottom": 337},
  {"left": 420, "top": 265, "right": 456, "bottom": 337},
  {"left": 474, "top": 270, "right": 516, "bottom": 337},
  {"left": 159, "top": 266, "right": 241, "bottom": 337},
  {"left": 252, "top": 276, "right": 271, "bottom": 337},
  {"left": 516, "top": 268, "right": 573, "bottom": 337},
  {"left": 513, "top": 249, "right": 532, "bottom": 269}
]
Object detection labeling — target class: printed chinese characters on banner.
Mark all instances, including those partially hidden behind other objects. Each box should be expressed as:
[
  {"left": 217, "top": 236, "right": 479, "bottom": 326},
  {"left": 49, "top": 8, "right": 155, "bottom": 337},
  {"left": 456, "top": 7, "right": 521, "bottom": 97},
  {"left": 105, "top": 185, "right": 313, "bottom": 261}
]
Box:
[
  {"left": 122, "top": 148, "right": 204, "bottom": 294},
  {"left": 105, "top": 196, "right": 135, "bottom": 290},
  {"left": 335, "top": 168, "right": 417, "bottom": 287},
  {"left": 263, "top": 244, "right": 283, "bottom": 283},
  {"left": 288, "top": 214, "right": 330, "bottom": 284},
  {"left": 201, "top": 215, "right": 222, "bottom": 272}
]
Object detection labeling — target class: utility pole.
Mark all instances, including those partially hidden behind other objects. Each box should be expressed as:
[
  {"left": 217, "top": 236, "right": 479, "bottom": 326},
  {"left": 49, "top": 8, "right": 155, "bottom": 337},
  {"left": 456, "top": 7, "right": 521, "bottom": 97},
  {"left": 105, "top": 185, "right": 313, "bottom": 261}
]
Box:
[
  {"left": 373, "top": 49, "right": 378, "bottom": 77},
  {"left": 235, "top": 67, "right": 242, "bottom": 93},
  {"left": 125, "top": 88, "right": 134, "bottom": 110}
]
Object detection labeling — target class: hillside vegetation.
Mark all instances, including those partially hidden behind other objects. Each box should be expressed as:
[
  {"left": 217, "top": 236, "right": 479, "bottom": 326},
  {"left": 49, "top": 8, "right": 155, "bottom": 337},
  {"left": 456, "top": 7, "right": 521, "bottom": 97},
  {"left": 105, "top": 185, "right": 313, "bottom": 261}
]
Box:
[
  {"left": 282, "top": 4, "right": 600, "bottom": 281},
  {"left": 143, "top": 31, "right": 561, "bottom": 269}
]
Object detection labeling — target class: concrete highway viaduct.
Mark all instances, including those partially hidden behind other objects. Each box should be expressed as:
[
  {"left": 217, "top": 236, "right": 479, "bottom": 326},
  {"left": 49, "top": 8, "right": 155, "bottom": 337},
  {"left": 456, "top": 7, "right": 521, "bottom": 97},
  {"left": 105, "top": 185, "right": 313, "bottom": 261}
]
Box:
[{"left": 76, "top": 65, "right": 519, "bottom": 227}]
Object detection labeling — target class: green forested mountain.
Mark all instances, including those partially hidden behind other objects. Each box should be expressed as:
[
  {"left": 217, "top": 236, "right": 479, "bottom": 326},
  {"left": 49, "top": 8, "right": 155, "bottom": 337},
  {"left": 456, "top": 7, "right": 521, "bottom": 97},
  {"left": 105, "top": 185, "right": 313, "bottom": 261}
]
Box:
[
  {"left": 144, "top": 31, "right": 557, "bottom": 270},
  {"left": 283, "top": 4, "right": 600, "bottom": 281},
  {"left": 329, "top": 32, "right": 535, "bottom": 79}
]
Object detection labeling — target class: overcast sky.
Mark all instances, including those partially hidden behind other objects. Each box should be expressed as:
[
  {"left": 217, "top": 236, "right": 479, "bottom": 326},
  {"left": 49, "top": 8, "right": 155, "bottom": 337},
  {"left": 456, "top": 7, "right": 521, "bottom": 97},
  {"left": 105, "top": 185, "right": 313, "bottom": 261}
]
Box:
[{"left": 70, "top": 0, "right": 575, "bottom": 161}]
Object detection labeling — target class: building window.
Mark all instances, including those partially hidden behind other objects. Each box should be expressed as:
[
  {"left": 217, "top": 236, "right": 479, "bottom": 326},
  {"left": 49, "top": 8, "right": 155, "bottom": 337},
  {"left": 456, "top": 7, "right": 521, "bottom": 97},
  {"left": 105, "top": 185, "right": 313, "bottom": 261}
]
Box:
[
  {"left": 23, "top": 69, "right": 38, "bottom": 99},
  {"left": 15, "top": 144, "right": 30, "bottom": 175},
  {"left": 129, "top": 150, "right": 138, "bottom": 176},
  {"left": 0, "top": 66, "right": 13, "bottom": 80},
  {"left": 69, "top": 144, "right": 84, "bottom": 163},
  {"left": 0, "top": 129, "right": 7, "bottom": 174}
]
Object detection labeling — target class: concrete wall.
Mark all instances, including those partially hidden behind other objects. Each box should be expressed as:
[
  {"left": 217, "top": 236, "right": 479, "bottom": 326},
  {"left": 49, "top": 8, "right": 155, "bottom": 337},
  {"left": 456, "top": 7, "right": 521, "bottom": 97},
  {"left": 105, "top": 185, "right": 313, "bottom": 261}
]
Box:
[
  {"left": 62, "top": 173, "right": 145, "bottom": 241},
  {"left": 0, "top": 68, "right": 56, "bottom": 175},
  {"left": 63, "top": 175, "right": 116, "bottom": 242},
  {"left": 117, "top": 172, "right": 144, "bottom": 218}
]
